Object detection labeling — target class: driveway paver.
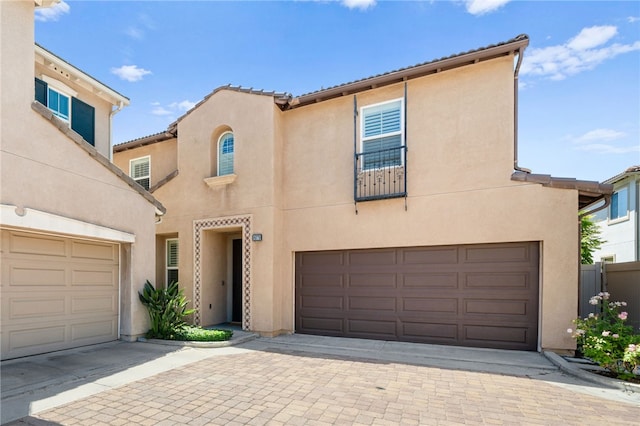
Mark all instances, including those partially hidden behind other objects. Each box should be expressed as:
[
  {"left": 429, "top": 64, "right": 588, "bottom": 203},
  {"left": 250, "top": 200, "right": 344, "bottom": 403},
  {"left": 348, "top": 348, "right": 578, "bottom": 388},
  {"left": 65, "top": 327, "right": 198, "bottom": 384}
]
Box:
[{"left": 6, "top": 341, "right": 640, "bottom": 425}]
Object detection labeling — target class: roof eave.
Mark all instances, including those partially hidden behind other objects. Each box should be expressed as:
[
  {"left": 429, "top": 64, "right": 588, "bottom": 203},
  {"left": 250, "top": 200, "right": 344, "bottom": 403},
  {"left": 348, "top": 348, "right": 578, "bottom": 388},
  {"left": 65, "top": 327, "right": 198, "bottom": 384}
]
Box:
[
  {"left": 511, "top": 171, "right": 614, "bottom": 210},
  {"left": 35, "top": 44, "right": 130, "bottom": 107},
  {"left": 113, "top": 131, "right": 176, "bottom": 153},
  {"left": 288, "top": 36, "right": 530, "bottom": 109}
]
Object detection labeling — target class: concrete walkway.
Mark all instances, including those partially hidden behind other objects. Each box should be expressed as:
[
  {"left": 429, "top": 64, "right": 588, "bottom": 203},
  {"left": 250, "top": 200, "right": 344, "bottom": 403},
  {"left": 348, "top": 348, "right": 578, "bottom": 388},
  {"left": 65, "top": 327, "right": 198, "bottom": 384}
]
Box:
[{"left": 2, "top": 334, "right": 640, "bottom": 425}]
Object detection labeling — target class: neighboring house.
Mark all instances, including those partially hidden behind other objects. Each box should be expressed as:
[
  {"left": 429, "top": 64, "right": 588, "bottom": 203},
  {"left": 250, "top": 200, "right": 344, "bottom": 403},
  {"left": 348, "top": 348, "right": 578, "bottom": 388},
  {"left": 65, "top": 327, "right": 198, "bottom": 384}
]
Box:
[
  {"left": 114, "top": 34, "right": 611, "bottom": 353},
  {"left": 592, "top": 166, "right": 640, "bottom": 263},
  {"left": 0, "top": 0, "right": 165, "bottom": 360}
]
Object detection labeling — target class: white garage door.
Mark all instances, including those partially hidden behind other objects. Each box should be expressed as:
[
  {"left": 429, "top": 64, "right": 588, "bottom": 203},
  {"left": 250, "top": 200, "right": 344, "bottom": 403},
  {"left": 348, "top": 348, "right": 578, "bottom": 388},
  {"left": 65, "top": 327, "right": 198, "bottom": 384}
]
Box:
[{"left": 1, "top": 230, "right": 119, "bottom": 360}]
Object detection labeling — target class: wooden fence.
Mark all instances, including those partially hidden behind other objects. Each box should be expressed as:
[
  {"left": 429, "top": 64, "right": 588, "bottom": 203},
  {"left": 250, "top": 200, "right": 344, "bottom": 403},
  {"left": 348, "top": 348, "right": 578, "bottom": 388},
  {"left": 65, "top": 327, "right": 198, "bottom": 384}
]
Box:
[{"left": 580, "top": 261, "right": 640, "bottom": 332}]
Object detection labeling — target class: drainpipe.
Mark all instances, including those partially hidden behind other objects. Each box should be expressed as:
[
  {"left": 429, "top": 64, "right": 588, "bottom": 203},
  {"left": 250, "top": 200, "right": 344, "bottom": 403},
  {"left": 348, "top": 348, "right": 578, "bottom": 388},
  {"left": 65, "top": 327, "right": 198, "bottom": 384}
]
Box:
[
  {"left": 513, "top": 45, "right": 531, "bottom": 173},
  {"left": 109, "top": 101, "right": 124, "bottom": 161}
]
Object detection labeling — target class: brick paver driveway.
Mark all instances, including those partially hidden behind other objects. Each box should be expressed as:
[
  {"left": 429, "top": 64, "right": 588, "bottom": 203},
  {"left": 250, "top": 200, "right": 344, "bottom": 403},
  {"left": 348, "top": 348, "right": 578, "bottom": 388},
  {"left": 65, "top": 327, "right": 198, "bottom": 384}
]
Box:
[{"left": 18, "top": 347, "right": 640, "bottom": 425}]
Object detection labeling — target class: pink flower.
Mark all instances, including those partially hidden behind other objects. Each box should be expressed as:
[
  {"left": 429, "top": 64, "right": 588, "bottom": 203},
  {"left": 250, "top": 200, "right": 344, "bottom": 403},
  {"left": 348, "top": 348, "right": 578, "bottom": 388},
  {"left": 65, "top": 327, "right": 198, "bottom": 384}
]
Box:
[
  {"left": 621, "top": 302, "right": 627, "bottom": 306},
  {"left": 602, "top": 331, "right": 610, "bottom": 337},
  {"left": 619, "top": 312, "right": 628, "bottom": 320},
  {"left": 589, "top": 297, "right": 599, "bottom": 305},
  {"left": 629, "top": 344, "right": 638, "bottom": 353},
  {"left": 612, "top": 334, "right": 619, "bottom": 338}
]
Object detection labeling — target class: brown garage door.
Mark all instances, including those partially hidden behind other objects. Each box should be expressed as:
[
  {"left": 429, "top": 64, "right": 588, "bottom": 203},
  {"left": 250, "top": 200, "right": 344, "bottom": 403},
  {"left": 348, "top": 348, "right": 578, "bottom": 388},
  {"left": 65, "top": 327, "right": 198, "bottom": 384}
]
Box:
[
  {"left": 1, "top": 230, "right": 119, "bottom": 360},
  {"left": 295, "top": 242, "right": 539, "bottom": 350}
]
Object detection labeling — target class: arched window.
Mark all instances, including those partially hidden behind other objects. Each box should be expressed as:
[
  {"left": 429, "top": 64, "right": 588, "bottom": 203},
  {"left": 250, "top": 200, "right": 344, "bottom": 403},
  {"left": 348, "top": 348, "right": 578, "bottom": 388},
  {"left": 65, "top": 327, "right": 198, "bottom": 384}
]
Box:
[{"left": 218, "top": 132, "right": 234, "bottom": 176}]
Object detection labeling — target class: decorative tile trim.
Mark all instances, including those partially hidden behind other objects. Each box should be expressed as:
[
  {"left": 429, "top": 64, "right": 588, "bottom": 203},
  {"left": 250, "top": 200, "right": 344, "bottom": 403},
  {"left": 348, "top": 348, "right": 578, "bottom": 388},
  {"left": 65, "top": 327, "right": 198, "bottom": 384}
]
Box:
[{"left": 193, "top": 215, "right": 252, "bottom": 330}]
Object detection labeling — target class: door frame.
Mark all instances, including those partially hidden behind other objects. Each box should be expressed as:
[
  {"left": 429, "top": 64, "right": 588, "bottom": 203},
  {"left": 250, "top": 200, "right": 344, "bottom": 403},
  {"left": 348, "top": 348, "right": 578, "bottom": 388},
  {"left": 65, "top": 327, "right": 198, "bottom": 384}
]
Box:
[{"left": 193, "top": 215, "right": 252, "bottom": 330}]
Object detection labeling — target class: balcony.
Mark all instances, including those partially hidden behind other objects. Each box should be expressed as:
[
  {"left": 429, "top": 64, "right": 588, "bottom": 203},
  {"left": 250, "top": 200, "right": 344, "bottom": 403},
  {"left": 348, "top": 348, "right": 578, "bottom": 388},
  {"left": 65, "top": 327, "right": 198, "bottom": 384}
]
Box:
[{"left": 354, "top": 145, "right": 407, "bottom": 202}]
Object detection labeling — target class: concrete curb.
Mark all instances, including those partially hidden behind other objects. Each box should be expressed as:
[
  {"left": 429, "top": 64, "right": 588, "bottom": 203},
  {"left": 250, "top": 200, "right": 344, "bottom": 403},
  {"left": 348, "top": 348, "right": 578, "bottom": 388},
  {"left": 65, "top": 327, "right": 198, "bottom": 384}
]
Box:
[
  {"left": 543, "top": 351, "right": 640, "bottom": 393},
  {"left": 141, "top": 332, "right": 258, "bottom": 348}
]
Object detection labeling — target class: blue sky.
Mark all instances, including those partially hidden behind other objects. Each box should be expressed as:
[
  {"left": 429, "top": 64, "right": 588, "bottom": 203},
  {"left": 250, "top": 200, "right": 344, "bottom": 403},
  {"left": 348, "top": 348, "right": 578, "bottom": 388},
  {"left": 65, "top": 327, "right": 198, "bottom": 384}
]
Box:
[{"left": 35, "top": 0, "right": 639, "bottom": 182}]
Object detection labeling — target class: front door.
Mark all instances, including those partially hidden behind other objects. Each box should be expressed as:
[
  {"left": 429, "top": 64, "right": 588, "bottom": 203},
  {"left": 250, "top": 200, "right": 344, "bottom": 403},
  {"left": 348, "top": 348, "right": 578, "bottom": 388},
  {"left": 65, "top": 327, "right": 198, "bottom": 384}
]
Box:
[{"left": 232, "top": 239, "right": 242, "bottom": 323}]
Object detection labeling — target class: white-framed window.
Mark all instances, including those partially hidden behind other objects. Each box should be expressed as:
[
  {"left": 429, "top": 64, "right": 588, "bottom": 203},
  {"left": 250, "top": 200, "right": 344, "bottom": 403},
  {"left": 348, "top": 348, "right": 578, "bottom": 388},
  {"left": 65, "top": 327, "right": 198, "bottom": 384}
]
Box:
[
  {"left": 130, "top": 156, "right": 151, "bottom": 190},
  {"left": 166, "top": 239, "right": 179, "bottom": 285},
  {"left": 609, "top": 186, "right": 628, "bottom": 222},
  {"left": 218, "top": 132, "right": 234, "bottom": 176},
  {"left": 360, "top": 98, "right": 404, "bottom": 170},
  {"left": 47, "top": 87, "right": 70, "bottom": 122}
]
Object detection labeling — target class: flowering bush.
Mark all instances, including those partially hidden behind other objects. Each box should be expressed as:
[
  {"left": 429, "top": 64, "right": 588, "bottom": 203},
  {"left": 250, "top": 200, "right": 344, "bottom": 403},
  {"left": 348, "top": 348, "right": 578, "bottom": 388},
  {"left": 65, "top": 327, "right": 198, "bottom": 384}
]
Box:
[{"left": 568, "top": 292, "right": 640, "bottom": 380}]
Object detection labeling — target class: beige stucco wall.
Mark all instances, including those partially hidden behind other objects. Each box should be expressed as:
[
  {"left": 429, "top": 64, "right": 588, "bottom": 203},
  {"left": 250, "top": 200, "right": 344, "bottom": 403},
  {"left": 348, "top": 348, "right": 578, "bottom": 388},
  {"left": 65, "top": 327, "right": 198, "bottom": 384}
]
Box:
[
  {"left": 0, "top": 0, "right": 158, "bottom": 340},
  {"left": 113, "top": 53, "right": 580, "bottom": 351},
  {"left": 113, "top": 138, "right": 178, "bottom": 190}
]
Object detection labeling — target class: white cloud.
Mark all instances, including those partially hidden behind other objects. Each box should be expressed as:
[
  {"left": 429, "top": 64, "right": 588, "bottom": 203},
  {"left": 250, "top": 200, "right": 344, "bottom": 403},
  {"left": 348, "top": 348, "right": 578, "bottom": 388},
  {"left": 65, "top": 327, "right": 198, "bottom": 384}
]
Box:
[
  {"left": 567, "top": 26, "right": 617, "bottom": 50},
  {"left": 169, "top": 100, "right": 197, "bottom": 112},
  {"left": 341, "top": 0, "right": 376, "bottom": 11},
  {"left": 125, "top": 26, "right": 144, "bottom": 40},
  {"left": 111, "top": 65, "right": 152, "bottom": 82},
  {"left": 464, "top": 0, "right": 511, "bottom": 16},
  {"left": 574, "top": 128, "right": 626, "bottom": 143},
  {"left": 521, "top": 25, "right": 640, "bottom": 80},
  {"left": 35, "top": 1, "right": 70, "bottom": 22},
  {"left": 628, "top": 16, "right": 640, "bottom": 24},
  {"left": 151, "top": 100, "right": 197, "bottom": 118},
  {"left": 574, "top": 143, "right": 639, "bottom": 154},
  {"left": 570, "top": 128, "right": 638, "bottom": 154},
  {"left": 151, "top": 107, "right": 172, "bottom": 116}
]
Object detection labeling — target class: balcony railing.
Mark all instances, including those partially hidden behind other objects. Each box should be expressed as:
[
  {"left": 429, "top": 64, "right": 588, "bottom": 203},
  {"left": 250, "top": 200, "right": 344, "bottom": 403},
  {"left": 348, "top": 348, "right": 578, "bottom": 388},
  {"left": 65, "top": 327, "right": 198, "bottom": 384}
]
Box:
[{"left": 354, "top": 145, "right": 407, "bottom": 202}]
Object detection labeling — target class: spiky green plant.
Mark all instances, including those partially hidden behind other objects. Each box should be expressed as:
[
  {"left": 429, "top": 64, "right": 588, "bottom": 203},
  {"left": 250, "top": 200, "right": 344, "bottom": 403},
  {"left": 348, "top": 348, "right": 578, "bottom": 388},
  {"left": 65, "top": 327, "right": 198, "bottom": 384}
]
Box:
[{"left": 138, "top": 280, "right": 196, "bottom": 339}]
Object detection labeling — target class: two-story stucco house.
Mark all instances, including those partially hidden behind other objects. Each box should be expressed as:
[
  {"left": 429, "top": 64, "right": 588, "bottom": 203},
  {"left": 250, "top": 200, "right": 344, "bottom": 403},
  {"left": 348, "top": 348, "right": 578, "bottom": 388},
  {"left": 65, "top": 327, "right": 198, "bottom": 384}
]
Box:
[
  {"left": 592, "top": 166, "right": 640, "bottom": 263},
  {"left": 114, "top": 34, "right": 611, "bottom": 353},
  {"left": 0, "top": 0, "right": 165, "bottom": 360}
]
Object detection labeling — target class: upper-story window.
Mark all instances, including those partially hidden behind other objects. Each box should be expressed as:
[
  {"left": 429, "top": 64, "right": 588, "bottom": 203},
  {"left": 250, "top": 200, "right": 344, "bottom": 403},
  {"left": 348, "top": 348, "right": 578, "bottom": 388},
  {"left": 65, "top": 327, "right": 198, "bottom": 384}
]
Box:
[
  {"left": 361, "top": 98, "right": 404, "bottom": 170},
  {"left": 610, "top": 186, "right": 628, "bottom": 222},
  {"left": 130, "top": 156, "right": 151, "bottom": 190},
  {"left": 218, "top": 132, "right": 234, "bottom": 176},
  {"left": 47, "top": 87, "right": 70, "bottom": 121},
  {"left": 35, "top": 77, "right": 95, "bottom": 146}
]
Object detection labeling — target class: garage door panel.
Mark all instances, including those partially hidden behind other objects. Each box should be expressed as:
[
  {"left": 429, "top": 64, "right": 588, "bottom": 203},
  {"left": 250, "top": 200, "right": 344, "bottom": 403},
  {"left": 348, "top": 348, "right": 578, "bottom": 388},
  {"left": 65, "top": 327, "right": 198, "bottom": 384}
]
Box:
[
  {"left": 463, "top": 244, "right": 534, "bottom": 263},
  {"left": 71, "top": 267, "right": 117, "bottom": 287},
  {"left": 464, "top": 299, "right": 529, "bottom": 316},
  {"left": 299, "top": 251, "right": 344, "bottom": 267},
  {"left": 299, "top": 295, "right": 344, "bottom": 310},
  {"left": 348, "top": 319, "right": 396, "bottom": 337},
  {"left": 349, "top": 273, "right": 396, "bottom": 288},
  {"left": 348, "top": 249, "right": 397, "bottom": 266},
  {"left": 1, "top": 230, "right": 119, "bottom": 360},
  {"left": 9, "top": 233, "right": 67, "bottom": 257},
  {"left": 464, "top": 272, "right": 530, "bottom": 289},
  {"left": 402, "top": 322, "right": 458, "bottom": 341},
  {"left": 71, "top": 294, "right": 117, "bottom": 314},
  {"left": 402, "top": 297, "right": 458, "bottom": 314},
  {"left": 71, "top": 241, "right": 118, "bottom": 261},
  {"left": 7, "top": 325, "right": 67, "bottom": 351},
  {"left": 71, "top": 319, "right": 117, "bottom": 342},
  {"left": 299, "top": 316, "right": 344, "bottom": 334},
  {"left": 402, "top": 273, "right": 458, "bottom": 288},
  {"left": 401, "top": 247, "right": 458, "bottom": 264},
  {"left": 349, "top": 296, "right": 396, "bottom": 311},
  {"left": 9, "top": 263, "right": 66, "bottom": 287},
  {"left": 296, "top": 242, "right": 539, "bottom": 350},
  {"left": 299, "top": 274, "right": 344, "bottom": 288},
  {"left": 464, "top": 325, "right": 530, "bottom": 346},
  {"left": 9, "top": 296, "right": 66, "bottom": 319}
]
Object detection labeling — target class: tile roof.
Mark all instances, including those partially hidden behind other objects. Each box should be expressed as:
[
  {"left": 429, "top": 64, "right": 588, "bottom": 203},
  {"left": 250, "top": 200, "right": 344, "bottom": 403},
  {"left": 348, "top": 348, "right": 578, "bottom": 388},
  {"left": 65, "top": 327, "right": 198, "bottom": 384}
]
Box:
[
  {"left": 119, "top": 34, "right": 529, "bottom": 146},
  {"left": 603, "top": 165, "right": 640, "bottom": 184}
]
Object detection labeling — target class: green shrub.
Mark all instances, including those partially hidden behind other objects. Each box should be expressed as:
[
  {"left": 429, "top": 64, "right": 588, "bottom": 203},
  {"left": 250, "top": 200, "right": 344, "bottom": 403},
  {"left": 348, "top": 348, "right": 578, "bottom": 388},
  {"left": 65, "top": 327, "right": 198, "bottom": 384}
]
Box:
[
  {"left": 172, "top": 326, "right": 233, "bottom": 342},
  {"left": 568, "top": 292, "right": 640, "bottom": 380},
  {"left": 138, "top": 280, "right": 196, "bottom": 339}
]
